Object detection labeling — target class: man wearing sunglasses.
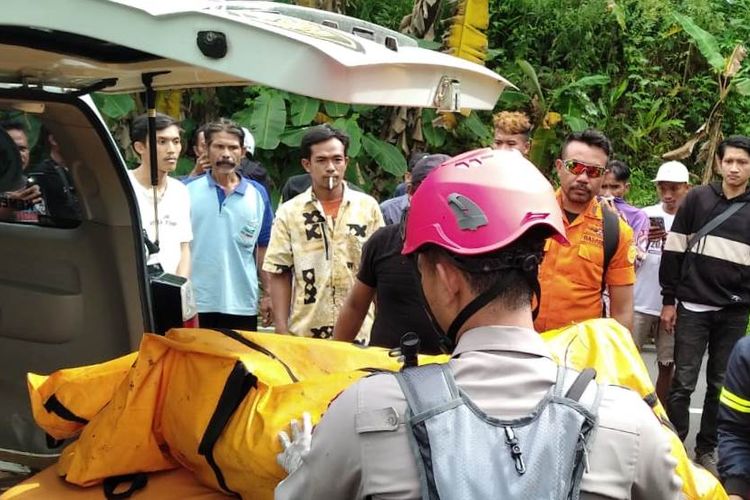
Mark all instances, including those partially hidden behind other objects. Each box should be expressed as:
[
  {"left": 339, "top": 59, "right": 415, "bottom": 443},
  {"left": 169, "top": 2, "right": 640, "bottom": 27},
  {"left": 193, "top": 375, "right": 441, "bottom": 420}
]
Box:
[{"left": 534, "top": 130, "right": 636, "bottom": 333}]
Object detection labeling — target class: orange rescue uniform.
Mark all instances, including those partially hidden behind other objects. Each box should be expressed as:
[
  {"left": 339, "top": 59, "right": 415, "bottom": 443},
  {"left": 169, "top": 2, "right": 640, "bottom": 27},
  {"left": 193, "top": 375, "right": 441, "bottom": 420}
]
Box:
[{"left": 534, "top": 192, "right": 636, "bottom": 332}]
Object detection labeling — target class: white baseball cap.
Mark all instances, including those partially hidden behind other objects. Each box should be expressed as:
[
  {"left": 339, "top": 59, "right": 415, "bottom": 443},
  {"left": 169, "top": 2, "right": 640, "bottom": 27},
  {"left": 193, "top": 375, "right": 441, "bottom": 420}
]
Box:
[
  {"left": 653, "top": 161, "right": 689, "bottom": 183},
  {"left": 241, "top": 127, "right": 255, "bottom": 156}
]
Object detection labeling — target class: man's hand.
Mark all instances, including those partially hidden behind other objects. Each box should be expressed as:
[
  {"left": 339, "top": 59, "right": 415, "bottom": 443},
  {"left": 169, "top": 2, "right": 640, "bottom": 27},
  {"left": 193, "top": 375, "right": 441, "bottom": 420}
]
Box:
[
  {"left": 600, "top": 197, "right": 617, "bottom": 213},
  {"left": 277, "top": 412, "right": 312, "bottom": 475},
  {"left": 661, "top": 305, "right": 677, "bottom": 334},
  {"left": 648, "top": 224, "right": 667, "bottom": 243},
  {"left": 7, "top": 184, "right": 41, "bottom": 203},
  {"left": 260, "top": 296, "right": 273, "bottom": 328},
  {"left": 728, "top": 496, "right": 743, "bottom": 500},
  {"left": 189, "top": 153, "right": 212, "bottom": 178},
  {"left": 269, "top": 271, "right": 293, "bottom": 334},
  {"left": 195, "top": 153, "right": 211, "bottom": 175}
]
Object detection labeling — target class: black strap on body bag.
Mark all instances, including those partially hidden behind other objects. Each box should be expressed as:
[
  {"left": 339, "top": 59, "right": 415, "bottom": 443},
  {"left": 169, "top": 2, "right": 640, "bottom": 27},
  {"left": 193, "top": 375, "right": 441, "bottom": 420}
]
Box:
[{"left": 686, "top": 202, "right": 747, "bottom": 252}]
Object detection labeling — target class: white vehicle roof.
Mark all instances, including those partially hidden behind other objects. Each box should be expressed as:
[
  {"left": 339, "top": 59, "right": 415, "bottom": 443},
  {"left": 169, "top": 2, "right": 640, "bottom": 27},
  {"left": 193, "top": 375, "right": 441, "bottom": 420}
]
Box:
[{"left": 1, "top": 0, "right": 512, "bottom": 109}]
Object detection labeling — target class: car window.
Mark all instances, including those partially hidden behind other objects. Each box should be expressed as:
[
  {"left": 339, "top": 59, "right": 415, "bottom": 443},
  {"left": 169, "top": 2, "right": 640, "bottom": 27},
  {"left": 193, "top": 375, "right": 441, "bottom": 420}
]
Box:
[{"left": 0, "top": 112, "right": 83, "bottom": 228}]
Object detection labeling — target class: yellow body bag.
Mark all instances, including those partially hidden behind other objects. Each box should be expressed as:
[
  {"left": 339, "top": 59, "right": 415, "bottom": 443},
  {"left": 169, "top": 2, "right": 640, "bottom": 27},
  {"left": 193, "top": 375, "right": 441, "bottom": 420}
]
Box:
[
  {"left": 27, "top": 352, "right": 137, "bottom": 443},
  {"left": 542, "top": 319, "right": 726, "bottom": 500},
  {"left": 27, "top": 321, "right": 726, "bottom": 499},
  {"left": 34, "top": 328, "right": 441, "bottom": 499}
]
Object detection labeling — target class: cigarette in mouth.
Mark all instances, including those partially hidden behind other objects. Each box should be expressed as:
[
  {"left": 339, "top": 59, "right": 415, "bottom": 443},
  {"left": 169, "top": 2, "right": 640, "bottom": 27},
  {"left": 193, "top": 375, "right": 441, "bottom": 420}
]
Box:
[{"left": 328, "top": 177, "right": 334, "bottom": 190}]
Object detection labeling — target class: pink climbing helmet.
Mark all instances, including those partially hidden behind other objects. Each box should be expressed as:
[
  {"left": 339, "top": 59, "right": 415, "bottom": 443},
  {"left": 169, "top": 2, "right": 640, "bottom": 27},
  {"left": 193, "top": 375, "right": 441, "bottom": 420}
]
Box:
[{"left": 402, "top": 148, "right": 567, "bottom": 256}]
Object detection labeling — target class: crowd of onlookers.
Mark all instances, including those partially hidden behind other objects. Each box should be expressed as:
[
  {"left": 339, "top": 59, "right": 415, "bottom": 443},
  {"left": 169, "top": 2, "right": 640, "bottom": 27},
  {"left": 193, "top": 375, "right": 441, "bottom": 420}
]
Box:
[{"left": 3, "top": 109, "right": 750, "bottom": 495}]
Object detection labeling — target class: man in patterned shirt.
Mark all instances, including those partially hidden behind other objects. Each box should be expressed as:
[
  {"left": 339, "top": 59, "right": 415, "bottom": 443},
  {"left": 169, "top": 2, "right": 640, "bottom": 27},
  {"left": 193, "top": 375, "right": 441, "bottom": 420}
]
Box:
[{"left": 263, "top": 125, "right": 383, "bottom": 340}]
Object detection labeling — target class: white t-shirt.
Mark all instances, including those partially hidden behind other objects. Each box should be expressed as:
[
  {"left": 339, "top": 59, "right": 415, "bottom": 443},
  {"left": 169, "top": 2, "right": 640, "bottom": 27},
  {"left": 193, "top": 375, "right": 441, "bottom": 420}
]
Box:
[
  {"left": 633, "top": 204, "right": 675, "bottom": 316},
  {"left": 128, "top": 171, "right": 193, "bottom": 274}
]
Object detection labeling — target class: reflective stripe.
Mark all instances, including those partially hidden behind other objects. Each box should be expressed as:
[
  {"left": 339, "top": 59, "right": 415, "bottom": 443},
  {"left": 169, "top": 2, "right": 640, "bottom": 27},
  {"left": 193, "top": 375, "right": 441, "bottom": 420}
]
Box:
[
  {"left": 692, "top": 234, "right": 750, "bottom": 266},
  {"left": 665, "top": 231, "right": 750, "bottom": 266},
  {"left": 720, "top": 387, "right": 750, "bottom": 413},
  {"left": 664, "top": 232, "right": 688, "bottom": 252}
]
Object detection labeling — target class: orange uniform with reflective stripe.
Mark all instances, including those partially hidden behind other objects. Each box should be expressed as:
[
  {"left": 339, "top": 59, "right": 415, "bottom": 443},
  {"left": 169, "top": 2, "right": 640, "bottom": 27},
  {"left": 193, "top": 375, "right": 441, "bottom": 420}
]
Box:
[{"left": 534, "top": 193, "right": 636, "bottom": 332}]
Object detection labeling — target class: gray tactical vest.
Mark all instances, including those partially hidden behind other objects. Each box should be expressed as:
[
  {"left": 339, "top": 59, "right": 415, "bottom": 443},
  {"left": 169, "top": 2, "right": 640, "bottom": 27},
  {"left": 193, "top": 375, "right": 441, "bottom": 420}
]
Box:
[{"left": 394, "top": 363, "right": 601, "bottom": 500}]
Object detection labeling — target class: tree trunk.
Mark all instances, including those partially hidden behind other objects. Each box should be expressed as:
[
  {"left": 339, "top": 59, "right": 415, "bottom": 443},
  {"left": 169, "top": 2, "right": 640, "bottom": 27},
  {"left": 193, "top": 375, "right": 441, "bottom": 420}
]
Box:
[
  {"left": 384, "top": 0, "right": 447, "bottom": 155},
  {"left": 702, "top": 113, "right": 724, "bottom": 185},
  {"left": 400, "top": 0, "right": 445, "bottom": 40}
]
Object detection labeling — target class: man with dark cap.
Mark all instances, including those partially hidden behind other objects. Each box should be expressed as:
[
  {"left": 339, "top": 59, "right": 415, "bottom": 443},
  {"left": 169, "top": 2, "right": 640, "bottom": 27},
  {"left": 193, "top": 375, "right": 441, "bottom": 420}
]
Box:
[
  {"left": 379, "top": 151, "right": 428, "bottom": 225},
  {"left": 333, "top": 154, "right": 450, "bottom": 353}
]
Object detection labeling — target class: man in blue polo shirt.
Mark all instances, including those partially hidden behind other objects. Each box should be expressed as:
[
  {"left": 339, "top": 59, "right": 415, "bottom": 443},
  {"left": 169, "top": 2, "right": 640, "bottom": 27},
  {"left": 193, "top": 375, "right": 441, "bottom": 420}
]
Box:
[{"left": 186, "top": 119, "right": 272, "bottom": 330}]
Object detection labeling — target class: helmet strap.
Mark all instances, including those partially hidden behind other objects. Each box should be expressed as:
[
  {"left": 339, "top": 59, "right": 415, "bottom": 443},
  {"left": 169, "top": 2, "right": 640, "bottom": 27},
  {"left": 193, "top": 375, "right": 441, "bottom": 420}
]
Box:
[
  {"left": 446, "top": 279, "right": 508, "bottom": 341},
  {"left": 409, "top": 254, "right": 454, "bottom": 353},
  {"left": 411, "top": 252, "right": 543, "bottom": 352},
  {"left": 530, "top": 275, "right": 541, "bottom": 321},
  {"left": 446, "top": 270, "right": 542, "bottom": 342}
]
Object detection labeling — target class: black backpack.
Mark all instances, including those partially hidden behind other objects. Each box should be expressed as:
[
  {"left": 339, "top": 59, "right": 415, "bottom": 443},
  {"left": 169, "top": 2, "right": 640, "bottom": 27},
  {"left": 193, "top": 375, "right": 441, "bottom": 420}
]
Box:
[{"left": 600, "top": 206, "right": 620, "bottom": 315}]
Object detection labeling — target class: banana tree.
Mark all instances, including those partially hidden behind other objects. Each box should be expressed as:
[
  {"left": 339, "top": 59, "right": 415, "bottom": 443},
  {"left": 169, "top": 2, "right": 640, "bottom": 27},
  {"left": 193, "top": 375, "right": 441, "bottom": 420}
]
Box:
[
  {"left": 383, "top": 0, "right": 447, "bottom": 157},
  {"left": 233, "top": 86, "right": 407, "bottom": 194},
  {"left": 388, "top": 0, "right": 492, "bottom": 157},
  {"left": 663, "top": 13, "right": 749, "bottom": 184},
  {"left": 513, "top": 60, "right": 610, "bottom": 174}
]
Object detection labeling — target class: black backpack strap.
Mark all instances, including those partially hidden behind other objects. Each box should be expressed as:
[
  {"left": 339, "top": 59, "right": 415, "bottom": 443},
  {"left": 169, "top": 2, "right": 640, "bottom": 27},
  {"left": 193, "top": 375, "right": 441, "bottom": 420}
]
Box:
[
  {"left": 687, "top": 202, "right": 747, "bottom": 252},
  {"left": 601, "top": 206, "right": 620, "bottom": 294},
  {"left": 564, "top": 368, "right": 597, "bottom": 402}
]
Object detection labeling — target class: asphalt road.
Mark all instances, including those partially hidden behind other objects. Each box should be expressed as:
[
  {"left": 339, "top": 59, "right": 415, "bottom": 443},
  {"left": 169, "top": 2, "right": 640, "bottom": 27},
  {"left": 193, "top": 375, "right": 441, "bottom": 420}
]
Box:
[{"left": 641, "top": 345, "right": 707, "bottom": 458}]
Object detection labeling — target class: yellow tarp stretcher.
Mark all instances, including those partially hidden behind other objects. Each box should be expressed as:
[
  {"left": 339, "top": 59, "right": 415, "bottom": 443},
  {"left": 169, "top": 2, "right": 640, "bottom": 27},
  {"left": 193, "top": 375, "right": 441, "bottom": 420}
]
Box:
[
  {"left": 16, "top": 320, "right": 725, "bottom": 499},
  {"left": 541, "top": 319, "right": 726, "bottom": 500},
  {"left": 30, "top": 328, "right": 440, "bottom": 499}
]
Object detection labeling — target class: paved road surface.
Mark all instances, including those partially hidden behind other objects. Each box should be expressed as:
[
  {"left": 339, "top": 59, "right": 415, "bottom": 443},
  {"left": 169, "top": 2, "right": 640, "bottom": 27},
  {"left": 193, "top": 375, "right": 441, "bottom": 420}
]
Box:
[{"left": 641, "top": 345, "right": 707, "bottom": 458}]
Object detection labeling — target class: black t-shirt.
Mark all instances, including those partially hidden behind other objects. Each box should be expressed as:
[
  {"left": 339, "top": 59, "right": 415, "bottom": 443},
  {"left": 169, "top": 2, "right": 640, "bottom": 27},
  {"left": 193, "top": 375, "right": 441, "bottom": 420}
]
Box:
[
  {"left": 357, "top": 223, "right": 442, "bottom": 354},
  {"left": 564, "top": 209, "right": 579, "bottom": 224},
  {"left": 27, "top": 159, "right": 81, "bottom": 222}
]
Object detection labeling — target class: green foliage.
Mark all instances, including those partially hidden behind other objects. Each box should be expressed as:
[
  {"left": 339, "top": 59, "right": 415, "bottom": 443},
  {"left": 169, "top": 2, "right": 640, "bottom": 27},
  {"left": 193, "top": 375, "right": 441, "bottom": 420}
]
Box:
[
  {"left": 673, "top": 12, "right": 725, "bottom": 71},
  {"left": 240, "top": 90, "right": 287, "bottom": 150},
  {"left": 346, "top": 0, "right": 414, "bottom": 31},
  {"left": 460, "top": 113, "right": 492, "bottom": 143},
  {"left": 487, "top": 0, "right": 750, "bottom": 204},
  {"left": 421, "top": 109, "right": 447, "bottom": 148},
  {"left": 92, "top": 93, "right": 136, "bottom": 120},
  {"left": 626, "top": 164, "right": 659, "bottom": 207},
  {"left": 515, "top": 58, "right": 611, "bottom": 171},
  {"left": 225, "top": 85, "right": 413, "bottom": 196},
  {"left": 517, "top": 59, "right": 545, "bottom": 107},
  {"left": 324, "top": 101, "right": 350, "bottom": 118},
  {"left": 362, "top": 133, "right": 407, "bottom": 176},
  {"left": 332, "top": 116, "right": 363, "bottom": 157},
  {"left": 289, "top": 95, "right": 319, "bottom": 126}
]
